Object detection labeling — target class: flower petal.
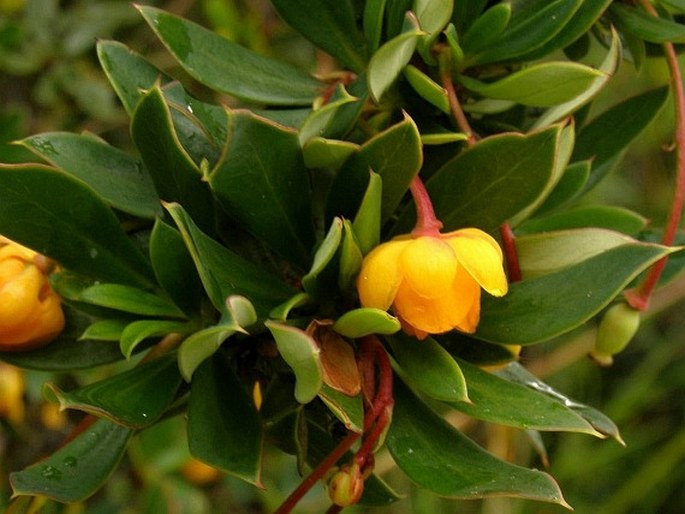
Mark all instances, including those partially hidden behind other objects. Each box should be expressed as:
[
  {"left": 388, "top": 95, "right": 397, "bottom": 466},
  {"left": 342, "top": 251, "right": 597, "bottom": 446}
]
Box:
[
  {"left": 357, "top": 239, "right": 408, "bottom": 310},
  {"left": 444, "top": 229, "right": 508, "bottom": 296},
  {"left": 400, "top": 237, "right": 457, "bottom": 299}
]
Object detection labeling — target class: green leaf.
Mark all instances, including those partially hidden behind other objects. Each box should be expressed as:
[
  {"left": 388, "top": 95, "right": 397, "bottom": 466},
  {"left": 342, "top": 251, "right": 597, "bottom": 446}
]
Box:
[
  {"left": 610, "top": 3, "right": 685, "bottom": 43},
  {"left": 19, "top": 133, "right": 161, "bottom": 219},
  {"left": 389, "top": 334, "right": 468, "bottom": 402},
  {"left": 573, "top": 86, "right": 669, "bottom": 190},
  {"left": 209, "top": 110, "right": 315, "bottom": 268},
  {"left": 476, "top": 243, "right": 677, "bottom": 345},
  {"left": 120, "top": 319, "right": 194, "bottom": 359},
  {"left": 131, "top": 86, "right": 216, "bottom": 234},
  {"left": 43, "top": 354, "right": 182, "bottom": 428},
  {"left": 414, "top": 0, "right": 453, "bottom": 61},
  {"left": 333, "top": 308, "right": 401, "bottom": 338},
  {"left": 531, "top": 28, "right": 621, "bottom": 129},
  {"left": 453, "top": 359, "right": 600, "bottom": 435},
  {"left": 352, "top": 170, "right": 382, "bottom": 255},
  {"left": 178, "top": 325, "right": 237, "bottom": 381},
  {"left": 394, "top": 125, "right": 562, "bottom": 234},
  {"left": 0, "top": 307, "right": 125, "bottom": 371},
  {"left": 318, "top": 384, "right": 364, "bottom": 433},
  {"left": 338, "top": 219, "right": 364, "bottom": 290},
  {"left": 166, "top": 203, "right": 295, "bottom": 317},
  {"left": 403, "top": 65, "right": 449, "bottom": 113},
  {"left": 460, "top": 3, "right": 511, "bottom": 56},
  {"left": 518, "top": 205, "right": 649, "bottom": 236},
  {"left": 460, "top": 62, "right": 604, "bottom": 107},
  {"left": 265, "top": 321, "right": 322, "bottom": 404},
  {"left": 137, "top": 6, "right": 321, "bottom": 106},
  {"left": 10, "top": 418, "right": 132, "bottom": 502},
  {"left": 96, "top": 40, "right": 173, "bottom": 115},
  {"left": 302, "top": 137, "right": 359, "bottom": 169},
  {"left": 149, "top": 219, "right": 205, "bottom": 317},
  {"left": 74, "top": 284, "right": 186, "bottom": 319},
  {"left": 661, "top": 0, "right": 685, "bottom": 12},
  {"left": 516, "top": 228, "right": 639, "bottom": 279},
  {"left": 467, "top": 0, "right": 583, "bottom": 66},
  {"left": 328, "top": 114, "right": 422, "bottom": 224},
  {"left": 188, "top": 353, "right": 263, "bottom": 486},
  {"left": 387, "top": 379, "right": 570, "bottom": 505},
  {"left": 535, "top": 161, "right": 591, "bottom": 214},
  {"left": 270, "top": 0, "right": 368, "bottom": 72},
  {"left": 269, "top": 292, "right": 312, "bottom": 321},
  {"left": 363, "top": 0, "right": 387, "bottom": 52},
  {"left": 368, "top": 13, "right": 423, "bottom": 102},
  {"left": 298, "top": 86, "right": 358, "bottom": 146},
  {"left": 0, "top": 164, "right": 155, "bottom": 288},
  {"left": 302, "top": 217, "right": 343, "bottom": 294},
  {"left": 80, "top": 319, "right": 128, "bottom": 342}
]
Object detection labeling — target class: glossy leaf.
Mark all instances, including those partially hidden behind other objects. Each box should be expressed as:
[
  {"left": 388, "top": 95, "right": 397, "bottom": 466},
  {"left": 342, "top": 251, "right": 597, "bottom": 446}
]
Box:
[
  {"left": 333, "top": 308, "right": 401, "bottom": 338},
  {"left": 302, "top": 137, "right": 359, "bottom": 169},
  {"left": 0, "top": 164, "right": 155, "bottom": 288},
  {"left": 302, "top": 217, "right": 343, "bottom": 294},
  {"left": 453, "top": 359, "right": 600, "bottom": 435},
  {"left": 43, "top": 354, "right": 182, "bottom": 428},
  {"left": 414, "top": 0, "right": 453, "bottom": 61},
  {"left": 10, "top": 418, "right": 132, "bottom": 502},
  {"left": 166, "top": 203, "right": 294, "bottom": 317},
  {"left": 395, "top": 125, "right": 561, "bottom": 234},
  {"left": 80, "top": 319, "right": 128, "bottom": 342},
  {"left": 460, "top": 3, "right": 511, "bottom": 56},
  {"left": 338, "top": 219, "right": 364, "bottom": 290},
  {"left": 265, "top": 321, "right": 322, "bottom": 404},
  {"left": 269, "top": 292, "right": 311, "bottom": 321},
  {"left": 178, "top": 325, "right": 237, "bottom": 381},
  {"left": 535, "top": 161, "right": 591, "bottom": 214},
  {"left": 120, "top": 319, "right": 194, "bottom": 359},
  {"left": 76, "top": 284, "right": 186, "bottom": 319},
  {"left": 20, "top": 133, "right": 161, "bottom": 219},
  {"left": 518, "top": 206, "right": 649, "bottom": 236},
  {"left": 318, "top": 384, "right": 364, "bottom": 433},
  {"left": 96, "top": 40, "right": 173, "bottom": 115},
  {"left": 188, "top": 353, "right": 263, "bottom": 486},
  {"left": 131, "top": 86, "right": 216, "bottom": 234},
  {"left": 460, "top": 62, "right": 604, "bottom": 107},
  {"left": 137, "top": 6, "right": 321, "bottom": 105},
  {"left": 270, "top": 0, "right": 368, "bottom": 72},
  {"left": 352, "top": 170, "right": 382, "bottom": 255},
  {"left": 209, "top": 110, "right": 314, "bottom": 268},
  {"left": 476, "top": 243, "right": 676, "bottom": 345},
  {"left": 404, "top": 65, "right": 449, "bottom": 113},
  {"left": 368, "top": 13, "right": 423, "bottom": 102},
  {"left": 363, "top": 0, "right": 386, "bottom": 52},
  {"left": 298, "top": 86, "right": 358, "bottom": 146},
  {"left": 387, "top": 380, "right": 570, "bottom": 505},
  {"left": 516, "top": 228, "right": 637, "bottom": 279},
  {"left": 389, "top": 334, "right": 468, "bottom": 402},
  {"left": 328, "top": 114, "right": 422, "bottom": 224},
  {"left": 531, "top": 29, "right": 621, "bottom": 129},
  {"left": 610, "top": 3, "right": 685, "bottom": 43},
  {"left": 149, "top": 219, "right": 205, "bottom": 317}
]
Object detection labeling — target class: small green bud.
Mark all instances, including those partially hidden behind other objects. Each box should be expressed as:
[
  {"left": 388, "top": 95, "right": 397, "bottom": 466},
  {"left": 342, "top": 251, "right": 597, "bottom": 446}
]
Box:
[
  {"left": 327, "top": 463, "right": 364, "bottom": 507},
  {"left": 591, "top": 302, "right": 640, "bottom": 366}
]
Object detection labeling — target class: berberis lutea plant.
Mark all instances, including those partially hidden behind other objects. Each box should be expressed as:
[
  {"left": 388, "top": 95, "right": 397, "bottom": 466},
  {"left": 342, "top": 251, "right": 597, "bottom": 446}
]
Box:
[{"left": 2, "top": 1, "right": 685, "bottom": 512}]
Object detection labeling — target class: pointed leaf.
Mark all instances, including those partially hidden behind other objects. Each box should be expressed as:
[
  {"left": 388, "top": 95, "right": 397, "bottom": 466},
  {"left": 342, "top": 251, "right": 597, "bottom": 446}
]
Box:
[
  {"left": 387, "top": 379, "right": 570, "bottom": 505},
  {"left": 188, "top": 354, "right": 263, "bottom": 486},
  {"left": 338, "top": 219, "right": 364, "bottom": 290},
  {"left": 270, "top": 0, "right": 368, "bottom": 72},
  {"left": 404, "top": 65, "right": 449, "bottom": 113},
  {"left": 352, "top": 170, "right": 382, "bottom": 254},
  {"left": 318, "top": 384, "right": 364, "bottom": 433},
  {"left": 0, "top": 164, "right": 155, "bottom": 288},
  {"left": 209, "top": 110, "right": 315, "bottom": 268},
  {"left": 518, "top": 206, "right": 649, "bottom": 236},
  {"left": 43, "top": 354, "right": 182, "bottom": 428},
  {"left": 178, "top": 325, "right": 236, "bottom": 381},
  {"left": 19, "top": 133, "right": 161, "bottom": 219},
  {"left": 298, "top": 86, "right": 358, "bottom": 145},
  {"left": 610, "top": 3, "right": 685, "bottom": 43},
  {"left": 137, "top": 6, "right": 321, "bottom": 105},
  {"left": 460, "top": 3, "right": 511, "bottom": 55},
  {"left": 265, "top": 321, "right": 322, "bottom": 404},
  {"left": 302, "top": 217, "right": 343, "bottom": 294},
  {"left": 80, "top": 319, "right": 128, "bottom": 342},
  {"left": 389, "top": 334, "right": 468, "bottom": 402},
  {"left": 10, "top": 419, "right": 132, "bottom": 502},
  {"left": 535, "top": 161, "right": 591, "bottom": 214},
  {"left": 77, "top": 284, "right": 186, "bottom": 318},
  {"left": 476, "top": 243, "right": 677, "bottom": 345},
  {"left": 120, "top": 319, "right": 194, "bottom": 359},
  {"left": 302, "top": 137, "right": 359, "bottom": 169},
  {"left": 333, "top": 308, "right": 401, "bottom": 338}
]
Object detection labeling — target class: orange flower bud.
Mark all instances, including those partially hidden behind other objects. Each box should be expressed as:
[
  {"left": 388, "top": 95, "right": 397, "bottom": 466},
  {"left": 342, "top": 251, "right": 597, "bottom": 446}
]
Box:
[{"left": 0, "top": 237, "right": 65, "bottom": 351}]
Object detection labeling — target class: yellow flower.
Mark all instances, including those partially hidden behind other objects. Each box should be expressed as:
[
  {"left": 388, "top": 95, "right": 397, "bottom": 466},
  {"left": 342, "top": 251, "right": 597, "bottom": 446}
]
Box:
[
  {"left": 356, "top": 228, "right": 508, "bottom": 339},
  {"left": 0, "top": 237, "right": 65, "bottom": 350}
]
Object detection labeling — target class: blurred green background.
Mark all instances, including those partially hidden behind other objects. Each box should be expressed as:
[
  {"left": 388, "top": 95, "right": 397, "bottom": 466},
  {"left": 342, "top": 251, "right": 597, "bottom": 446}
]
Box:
[{"left": 1, "top": 1, "right": 684, "bottom": 513}]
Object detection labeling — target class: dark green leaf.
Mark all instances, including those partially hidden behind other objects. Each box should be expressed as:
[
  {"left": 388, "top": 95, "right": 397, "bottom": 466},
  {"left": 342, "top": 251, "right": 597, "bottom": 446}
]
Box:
[
  {"left": 0, "top": 164, "right": 155, "bottom": 288},
  {"left": 166, "top": 203, "right": 295, "bottom": 317},
  {"left": 137, "top": 6, "right": 322, "bottom": 106},
  {"left": 394, "top": 125, "right": 562, "bottom": 234},
  {"left": 178, "top": 325, "right": 237, "bottom": 381},
  {"left": 302, "top": 217, "right": 343, "bottom": 294},
  {"left": 363, "top": 0, "right": 387, "bottom": 51},
  {"left": 352, "top": 170, "right": 382, "bottom": 254},
  {"left": 387, "top": 379, "right": 570, "bottom": 505},
  {"left": 209, "top": 110, "right": 315, "bottom": 268},
  {"left": 131, "top": 86, "right": 216, "bottom": 234},
  {"left": 80, "top": 319, "right": 128, "bottom": 342},
  {"left": 19, "top": 133, "right": 161, "bottom": 219},
  {"left": 461, "top": 3, "right": 511, "bottom": 55},
  {"left": 188, "top": 353, "right": 263, "bottom": 485},
  {"left": 77, "top": 284, "right": 186, "bottom": 318},
  {"left": 43, "top": 354, "right": 182, "bottom": 428},
  {"left": 535, "top": 161, "right": 591, "bottom": 214},
  {"left": 476, "top": 243, "right": 676, "bottom": 345},
  {"left": 611, "top": 3, "right": 685, "bottom": 42},
  {"left": 518, "top": 206, "right": 649, "bottom": 236},
  {"left": 318, "top": 384, "right": 364, "bottom": 433},
  {"left": 10, "top": 419, "right": 132, "bottom": 502},
  {"left": 270, "top": 0, "right": 368, "bottom": 72},
  {"left": 120, "top": 319, "right": 194, "bottom": 359},
  {"left": 96, "top": 40, "right": 173, "bottom": 115}
]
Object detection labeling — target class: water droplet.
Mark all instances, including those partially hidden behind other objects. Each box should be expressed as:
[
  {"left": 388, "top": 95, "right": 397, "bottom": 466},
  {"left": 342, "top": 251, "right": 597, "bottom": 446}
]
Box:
[
  {"left": 41, "top": 465, "right": 62, "bottom": 480},
  {"left": 63, "top": 456, "right": 77, "bottom": 468}
]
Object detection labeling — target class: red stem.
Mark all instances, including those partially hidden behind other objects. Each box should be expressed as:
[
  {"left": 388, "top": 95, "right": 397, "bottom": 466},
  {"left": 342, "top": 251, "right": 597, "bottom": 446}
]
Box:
[
  {"left": 410, "top": 176, "right": 443, "bottom": 237},
  {"left": 499, "top": 222, "right": 522, "bottom": 283},
  {"left": 625, "top": 0, "right": 685, "bottom": 311},
  {"left": 438, "top": 49, "right": 477, "bottom": 146}
]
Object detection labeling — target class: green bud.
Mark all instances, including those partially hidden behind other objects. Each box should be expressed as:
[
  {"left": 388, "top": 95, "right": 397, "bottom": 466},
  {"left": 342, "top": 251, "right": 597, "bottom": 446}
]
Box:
[
  {"left": 591, "top": 302, "right": 640, "bottom": 366},
  {"left": 327, "top": 464, "right": 364, "bottom": 507}
]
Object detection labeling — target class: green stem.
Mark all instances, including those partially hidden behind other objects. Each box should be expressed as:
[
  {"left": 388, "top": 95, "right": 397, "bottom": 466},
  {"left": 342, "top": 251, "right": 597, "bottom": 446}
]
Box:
[{"left": 626, "top": 0, "right": 685, "bottom": 311}]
